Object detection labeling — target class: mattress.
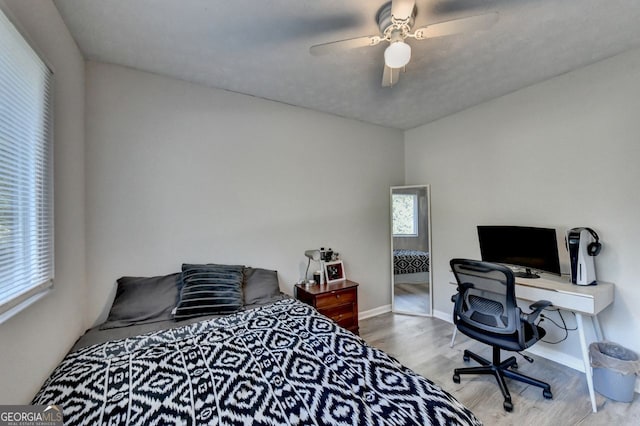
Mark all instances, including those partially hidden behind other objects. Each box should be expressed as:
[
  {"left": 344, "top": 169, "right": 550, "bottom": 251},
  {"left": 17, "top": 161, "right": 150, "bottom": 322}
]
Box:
[
  {"left": 33, "top": 298, "right": 480, "bottom": 425},
  {"left": 394, "top": 249, "right": 430, "bottom": 275}
]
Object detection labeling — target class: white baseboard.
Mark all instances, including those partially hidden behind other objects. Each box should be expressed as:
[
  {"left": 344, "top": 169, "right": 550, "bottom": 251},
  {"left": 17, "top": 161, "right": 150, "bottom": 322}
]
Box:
[
  {"left": 526, "top": 346, "right": 640, "bottom": 394},
  {"left": 359, "top": 304, "right": 391, "bottom": 320},
  {"left": 435, "top": 308, "right": 640, "bottom": 394},
  {"left": 525, "top": 345, "right": 585, "bottom": 372},
  {"left": 435, "top": 308, "right": 585, "bottom": 371},
  {"left": 433, "top": 309, "right": 452, "bottom": 323}
]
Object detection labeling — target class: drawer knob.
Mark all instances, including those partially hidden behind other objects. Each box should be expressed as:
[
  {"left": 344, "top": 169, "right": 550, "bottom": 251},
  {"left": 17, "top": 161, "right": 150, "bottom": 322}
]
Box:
[{"left": 336, "top": 294, "right": 341, "bottom": 298}]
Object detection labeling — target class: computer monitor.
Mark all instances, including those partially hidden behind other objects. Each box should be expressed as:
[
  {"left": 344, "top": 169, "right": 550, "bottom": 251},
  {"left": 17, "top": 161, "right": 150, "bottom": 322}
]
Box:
[{"left": 477, "top": 226, "right": 561, "bottom": 278}]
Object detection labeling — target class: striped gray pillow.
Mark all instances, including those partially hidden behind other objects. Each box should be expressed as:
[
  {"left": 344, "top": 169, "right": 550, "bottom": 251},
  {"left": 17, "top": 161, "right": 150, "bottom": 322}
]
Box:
[{"left": 174, "top": 263, "right": 244, "bottom": 320}]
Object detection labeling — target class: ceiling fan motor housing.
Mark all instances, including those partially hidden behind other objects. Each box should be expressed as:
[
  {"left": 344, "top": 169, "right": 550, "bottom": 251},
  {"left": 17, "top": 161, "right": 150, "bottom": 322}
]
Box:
[{"left": 377, "top": 2, "right": 415, "bottom": 39}]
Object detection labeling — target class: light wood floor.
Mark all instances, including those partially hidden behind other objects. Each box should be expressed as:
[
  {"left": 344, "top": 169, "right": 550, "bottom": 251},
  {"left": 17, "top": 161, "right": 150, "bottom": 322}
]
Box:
[
  {"left": 359, "top": 313, "right": 640, "bottom": 425},
  {"left": 393, "top": 283, "right": 430, "bottom": 315}
]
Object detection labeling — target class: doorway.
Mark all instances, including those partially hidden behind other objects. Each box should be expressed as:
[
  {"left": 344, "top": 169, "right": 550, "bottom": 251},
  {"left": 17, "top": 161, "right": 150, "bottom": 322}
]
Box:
[{"left": 390, "top": 185, "right": 432, "bottom": 316}]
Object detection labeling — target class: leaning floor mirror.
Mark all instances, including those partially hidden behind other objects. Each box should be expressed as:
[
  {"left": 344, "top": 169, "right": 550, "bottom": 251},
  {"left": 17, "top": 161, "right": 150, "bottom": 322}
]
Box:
[{"left": 390, "top": 185, "right": 433, "bottom": 316}]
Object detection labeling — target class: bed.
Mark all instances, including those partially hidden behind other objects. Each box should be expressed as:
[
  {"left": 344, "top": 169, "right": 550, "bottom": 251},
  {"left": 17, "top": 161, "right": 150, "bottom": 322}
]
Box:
[
  {"left": 393, "top": 249, "right": 430, "bottom": 276},
  {"left": 32, "top": 263, "right": 480, "bottom": 425},
  {"left": 393, "top": 249, "right": 430, "bottom": 285}
]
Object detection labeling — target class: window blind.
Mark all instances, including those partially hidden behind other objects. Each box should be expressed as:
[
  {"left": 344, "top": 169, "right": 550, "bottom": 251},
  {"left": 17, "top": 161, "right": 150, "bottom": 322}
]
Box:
[{"left": 0, "top": 8, "right": 54, "bottom": 320}]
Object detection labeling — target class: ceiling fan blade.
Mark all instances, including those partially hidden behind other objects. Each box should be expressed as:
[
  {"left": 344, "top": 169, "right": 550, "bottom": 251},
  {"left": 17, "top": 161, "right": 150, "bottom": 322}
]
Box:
[
  {"left": 413, "top": 12, "right": 499, "bottom": 40},
  {"left": 310, "top": 35, "right": 382, "bottom": 56},
  {"left": 382, "top": 65, "right": 400, "bottom": 87},
  {"left": 391, "top": 0, "right": 416, "bottom": 21}
]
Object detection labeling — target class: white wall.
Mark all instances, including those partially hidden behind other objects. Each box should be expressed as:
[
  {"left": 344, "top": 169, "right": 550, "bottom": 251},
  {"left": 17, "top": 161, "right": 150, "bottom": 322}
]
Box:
[
  {"left": 405, "top": 48, "right": 640, "bottom": 368},
  {"left": 0, "top": 0, "right": 85, "bottom": 403},
  {"left": 85, "top": 62, "right": 404, "bottom": 325}
]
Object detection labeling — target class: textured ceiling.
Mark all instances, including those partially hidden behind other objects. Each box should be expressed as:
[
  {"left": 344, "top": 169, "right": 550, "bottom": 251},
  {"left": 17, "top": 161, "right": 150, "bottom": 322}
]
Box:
[{"left": 54, "top": 0, "right": 640, "bottom": 130}]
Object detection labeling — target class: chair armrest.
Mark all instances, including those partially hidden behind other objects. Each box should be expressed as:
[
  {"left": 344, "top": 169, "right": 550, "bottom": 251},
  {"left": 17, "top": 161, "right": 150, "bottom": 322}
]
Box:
[
  {"left": 529, "top": 300, "right": 552, "bottom": 312},
  {"left": 521, "top": 300, "right": 552, "bottom": 323},
  {"left": 457, "top": 282, "right": 474, "bottom": 292}
]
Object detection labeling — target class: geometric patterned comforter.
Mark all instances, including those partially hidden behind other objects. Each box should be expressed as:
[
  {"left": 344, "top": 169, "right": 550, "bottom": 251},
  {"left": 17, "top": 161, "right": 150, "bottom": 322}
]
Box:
[
  {"left": 33, "top": 299, "right": 480, "bottom": 425},
  {"left": 394, "top": 249, "right": 430, "bottom": 275}
]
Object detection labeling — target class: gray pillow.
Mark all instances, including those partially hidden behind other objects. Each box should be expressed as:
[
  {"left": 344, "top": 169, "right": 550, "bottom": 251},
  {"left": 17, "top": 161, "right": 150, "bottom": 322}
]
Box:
[
  {"left": 100, "top": 273, "right": 181, "bottom": 330},
  {"left": 174, "top": 264, "right": 244, "bottom": 320},
  {"left": 243, "top": 267, "right": 281, "bottom": 305}
]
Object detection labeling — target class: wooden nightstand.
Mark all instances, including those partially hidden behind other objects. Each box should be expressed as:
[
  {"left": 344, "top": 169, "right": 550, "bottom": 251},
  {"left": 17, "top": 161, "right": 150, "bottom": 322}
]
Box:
[{"left": 295, "top": 280, "right": 359, "bottom": 335}]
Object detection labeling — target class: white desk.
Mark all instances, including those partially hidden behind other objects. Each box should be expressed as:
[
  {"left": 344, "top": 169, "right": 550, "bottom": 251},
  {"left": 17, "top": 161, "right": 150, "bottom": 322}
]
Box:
[{"left": 450, "top": 274, "right": 614, "bottom": 413}]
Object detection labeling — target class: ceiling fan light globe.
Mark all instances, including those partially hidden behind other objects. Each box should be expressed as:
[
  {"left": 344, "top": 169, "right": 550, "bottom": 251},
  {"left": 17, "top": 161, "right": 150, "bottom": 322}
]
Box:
[{"left": 384, "top": 41, "right": 411, "bottom": 68}]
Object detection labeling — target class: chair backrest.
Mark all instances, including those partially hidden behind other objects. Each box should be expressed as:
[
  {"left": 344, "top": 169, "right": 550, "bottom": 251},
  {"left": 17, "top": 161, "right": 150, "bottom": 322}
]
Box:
[{"left": 450, "top": 258, "right": 521, "bottom": 339}]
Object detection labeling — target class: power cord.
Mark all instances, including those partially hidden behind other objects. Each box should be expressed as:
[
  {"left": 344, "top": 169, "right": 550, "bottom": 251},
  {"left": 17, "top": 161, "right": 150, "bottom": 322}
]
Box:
[
  {"left": 304, "top": 257, "right": 311, "bottom": 283},
  {"left": 537, "top": 308, "right": 577, "bottom": 344}
]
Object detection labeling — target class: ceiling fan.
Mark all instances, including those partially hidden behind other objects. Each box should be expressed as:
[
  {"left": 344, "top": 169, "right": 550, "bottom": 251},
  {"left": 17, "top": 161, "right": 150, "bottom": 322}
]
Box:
[{"left": 310, "top": 0, "right": 499, "bottom": 87}]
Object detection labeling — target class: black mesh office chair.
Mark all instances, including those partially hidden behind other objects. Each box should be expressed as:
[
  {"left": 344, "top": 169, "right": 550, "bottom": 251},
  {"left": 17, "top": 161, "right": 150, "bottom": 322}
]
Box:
[{"left": 450, "top": 258, "right": 553, "bottom": 412}]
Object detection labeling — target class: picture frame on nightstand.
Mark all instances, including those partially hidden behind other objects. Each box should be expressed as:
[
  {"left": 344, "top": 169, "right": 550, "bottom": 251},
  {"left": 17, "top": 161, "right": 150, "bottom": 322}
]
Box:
[{"left": 324, "top": 260, "right": 346, "bottom": 283}]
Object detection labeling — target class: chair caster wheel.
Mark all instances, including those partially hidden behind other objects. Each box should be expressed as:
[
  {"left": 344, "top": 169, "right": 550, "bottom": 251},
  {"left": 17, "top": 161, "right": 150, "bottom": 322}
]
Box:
[
  {"left": 543, "top": 389, "right": 553, "bottom": 399},
  {"left": 453, "top": 374, "right": 460, "bottom": 384},
  {"left": 463, "top": 355, "right": 470, "bottom": 362},
  {"left": 512, "top": 362, "right": 518, "bottom": 370},
  {"left": 503, "top": 400, "right": 513, "bottom": 412}
]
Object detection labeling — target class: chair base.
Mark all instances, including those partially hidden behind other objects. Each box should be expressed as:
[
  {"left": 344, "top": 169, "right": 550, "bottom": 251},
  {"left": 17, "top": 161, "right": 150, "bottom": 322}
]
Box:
[{"left": 453, "top": 346, "right": 552, "bottom": 412}]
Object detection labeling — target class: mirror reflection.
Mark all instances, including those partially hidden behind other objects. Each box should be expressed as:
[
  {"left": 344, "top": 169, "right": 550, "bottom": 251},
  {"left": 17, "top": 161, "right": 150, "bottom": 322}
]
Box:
[{"left": 391, "top": 185, "right": 432, "bottom": 316}]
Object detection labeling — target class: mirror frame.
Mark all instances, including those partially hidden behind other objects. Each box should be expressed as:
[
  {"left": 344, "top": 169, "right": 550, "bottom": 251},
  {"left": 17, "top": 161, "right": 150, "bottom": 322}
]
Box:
[{"left": 390, "top": 184, "right": 433, "bottom": 316}]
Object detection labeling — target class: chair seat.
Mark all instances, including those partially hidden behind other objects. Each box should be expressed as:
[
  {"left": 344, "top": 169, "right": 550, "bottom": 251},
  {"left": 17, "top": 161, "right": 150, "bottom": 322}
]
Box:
[{"left": 458, "top": 319, "right": 546, "bottom": 352}]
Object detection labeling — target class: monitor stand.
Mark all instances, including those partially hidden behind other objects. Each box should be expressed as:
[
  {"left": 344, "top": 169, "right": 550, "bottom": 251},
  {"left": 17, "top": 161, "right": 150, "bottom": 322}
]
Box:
[{"left": 514, "top": 268, "right": 540, "bottom": 279}]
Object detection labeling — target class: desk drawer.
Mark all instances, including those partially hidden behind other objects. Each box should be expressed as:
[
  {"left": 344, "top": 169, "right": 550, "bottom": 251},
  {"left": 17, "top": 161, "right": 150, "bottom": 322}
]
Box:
[
  {"left": 516, "top": 285, "right": 595, "bottom": 314},
  {"left": 315, "top": 289, "right": 356, "bottom": 309}
]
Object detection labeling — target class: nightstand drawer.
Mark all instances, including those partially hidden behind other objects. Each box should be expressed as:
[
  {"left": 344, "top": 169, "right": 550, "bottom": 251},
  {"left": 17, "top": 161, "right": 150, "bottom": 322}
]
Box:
[
  {"left": 315, "top": 288, "right": 356, "bottom": 309},
  {"left": 318, "top": 303, "right": 354, "bottom": 324},
  {"left": 336, "top": 315, "right": 356, "bottom": 330}
]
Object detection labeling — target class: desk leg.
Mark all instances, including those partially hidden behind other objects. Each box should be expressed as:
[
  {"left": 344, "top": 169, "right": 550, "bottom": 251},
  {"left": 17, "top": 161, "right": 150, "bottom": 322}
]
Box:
[
  {"left": 592, "top": 315, "right": 604, "bottom": 342},
  {"left": 576, "top": 313, "right": 597, "bottom": 413}
]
